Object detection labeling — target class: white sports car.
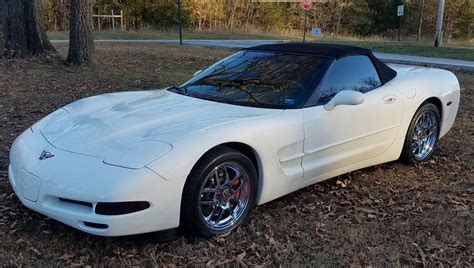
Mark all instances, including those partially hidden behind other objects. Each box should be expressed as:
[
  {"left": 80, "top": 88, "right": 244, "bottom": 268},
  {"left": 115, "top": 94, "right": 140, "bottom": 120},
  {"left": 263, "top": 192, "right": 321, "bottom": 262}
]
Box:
[{"left": 9, "top": 43, "right": 460, "bottom": 237}]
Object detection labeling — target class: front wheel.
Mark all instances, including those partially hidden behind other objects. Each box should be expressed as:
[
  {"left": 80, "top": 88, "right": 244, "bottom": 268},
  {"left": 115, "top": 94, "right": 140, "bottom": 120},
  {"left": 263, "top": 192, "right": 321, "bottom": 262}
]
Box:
[
  {"left": 180, "top": 146, "right": 257, "bottom": 237},
  {"left": 401, "top": 102, "right": 440, "bottom": 164}
]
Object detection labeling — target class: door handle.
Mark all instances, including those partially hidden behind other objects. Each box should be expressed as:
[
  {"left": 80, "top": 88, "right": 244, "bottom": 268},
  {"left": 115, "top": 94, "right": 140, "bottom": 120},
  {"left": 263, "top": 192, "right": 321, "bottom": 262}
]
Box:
[{"left": 383, "top": 95, "right": 397, "bottom": 104}]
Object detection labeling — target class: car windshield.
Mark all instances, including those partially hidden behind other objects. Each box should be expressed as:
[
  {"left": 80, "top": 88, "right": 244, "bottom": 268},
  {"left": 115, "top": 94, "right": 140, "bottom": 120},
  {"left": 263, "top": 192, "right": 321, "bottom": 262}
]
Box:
[{"left": 169, "top": 51, "right": 332, "bottom": 109}]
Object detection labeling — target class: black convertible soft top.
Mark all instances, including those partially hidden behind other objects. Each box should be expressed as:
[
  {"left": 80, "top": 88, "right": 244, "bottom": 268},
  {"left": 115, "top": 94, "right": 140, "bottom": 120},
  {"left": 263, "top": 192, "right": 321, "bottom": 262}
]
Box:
[{"left": 244, "top": 43, "right": 397, "bottom": 84}]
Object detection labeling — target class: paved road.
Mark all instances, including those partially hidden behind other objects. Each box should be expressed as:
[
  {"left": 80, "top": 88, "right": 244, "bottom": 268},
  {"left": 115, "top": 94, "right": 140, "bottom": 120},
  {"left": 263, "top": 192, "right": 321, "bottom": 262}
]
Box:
[
  {"left": 51, "top": 39, "right": 474, "bottom": 72},
  {"left": 373, "top": 52, "right": 474, "bottom": 72}
]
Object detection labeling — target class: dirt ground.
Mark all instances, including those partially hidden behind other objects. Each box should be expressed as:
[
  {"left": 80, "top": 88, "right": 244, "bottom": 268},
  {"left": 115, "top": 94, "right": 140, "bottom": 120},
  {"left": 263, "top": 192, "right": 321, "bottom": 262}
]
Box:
[{"left": 0, "top": 44, "right": 472, "bottom": 266}]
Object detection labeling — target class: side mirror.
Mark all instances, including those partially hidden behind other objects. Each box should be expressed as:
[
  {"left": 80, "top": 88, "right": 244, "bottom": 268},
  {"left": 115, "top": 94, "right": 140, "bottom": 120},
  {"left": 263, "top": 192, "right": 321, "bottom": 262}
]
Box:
[
  {"left": 193, "top": 69, "right": 203, "bottom": 77},
  {"left": 324, "top": 90, "right": 364, "bottom": 111}
]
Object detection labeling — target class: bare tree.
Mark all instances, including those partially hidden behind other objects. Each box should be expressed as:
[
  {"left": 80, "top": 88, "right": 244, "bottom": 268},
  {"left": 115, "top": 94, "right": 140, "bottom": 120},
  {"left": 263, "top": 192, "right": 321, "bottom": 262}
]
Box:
[
  {"left": 67, "top": 0, "right": 94, "bottom": 65},
  {"left": 0, "top": 0, "right": 54, "bottom": 58}
]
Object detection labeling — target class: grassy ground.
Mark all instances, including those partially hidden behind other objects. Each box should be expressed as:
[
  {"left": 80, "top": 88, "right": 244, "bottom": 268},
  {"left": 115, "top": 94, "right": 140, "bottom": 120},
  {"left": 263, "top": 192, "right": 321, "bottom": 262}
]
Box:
[
  {"left": 0, "top": 44, "right": 472, "bottom": 266},
  {"left": 47, "top": 29, "right": 280, "bottom": 41},
  {"left": 48, "top": 30, "right": 474, "bottom": 61}
]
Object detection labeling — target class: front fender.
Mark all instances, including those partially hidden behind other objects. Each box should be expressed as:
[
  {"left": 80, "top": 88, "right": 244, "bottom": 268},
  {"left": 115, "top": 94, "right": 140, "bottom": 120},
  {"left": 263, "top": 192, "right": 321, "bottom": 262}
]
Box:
[{"left": 146, "top": 109, "right": 305, "bottom": 205}]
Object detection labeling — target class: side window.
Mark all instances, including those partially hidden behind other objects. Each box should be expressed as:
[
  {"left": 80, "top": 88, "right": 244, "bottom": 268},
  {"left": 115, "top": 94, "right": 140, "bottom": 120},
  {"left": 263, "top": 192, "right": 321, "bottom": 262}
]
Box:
[{"left": 317, "top": 55, "right": 382, "bottom": 105}]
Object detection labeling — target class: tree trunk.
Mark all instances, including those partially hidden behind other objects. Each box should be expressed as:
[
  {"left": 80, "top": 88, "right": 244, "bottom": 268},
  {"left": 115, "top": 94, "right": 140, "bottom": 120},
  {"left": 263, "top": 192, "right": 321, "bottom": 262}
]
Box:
[
  {"left": 0, "top": 0, "right": 54, "bottom": 58},
  {"left": 335, "top": 1, "right": 343, "bottom": 39},
  {"left": 67, "top": 0, "right": 94, "bottom": 65}
]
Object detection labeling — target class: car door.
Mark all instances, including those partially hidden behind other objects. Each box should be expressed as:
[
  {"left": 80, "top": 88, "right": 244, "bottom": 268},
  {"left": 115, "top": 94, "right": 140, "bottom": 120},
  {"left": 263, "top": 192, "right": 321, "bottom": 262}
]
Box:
[{"left": 302, "top": 55, "right": 403, "bottom": 182}]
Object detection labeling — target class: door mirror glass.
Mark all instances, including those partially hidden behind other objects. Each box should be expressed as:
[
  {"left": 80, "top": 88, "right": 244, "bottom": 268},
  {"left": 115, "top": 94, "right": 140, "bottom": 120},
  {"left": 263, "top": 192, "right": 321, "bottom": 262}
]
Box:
[
  {"left": 324, "top": 90, "right": 364, "bottom": 111},
  {"left": 193, "top": 69, "right": 203, "bottom": 77}
]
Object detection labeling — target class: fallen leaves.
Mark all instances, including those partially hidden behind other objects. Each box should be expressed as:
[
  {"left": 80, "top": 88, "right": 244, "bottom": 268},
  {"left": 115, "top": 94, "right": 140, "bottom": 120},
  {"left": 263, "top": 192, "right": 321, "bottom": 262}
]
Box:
[
  {"left": 412, "top": 242, "right": 427, "bottom": 263},
  {"left": 57, "top": 253, "right": 74, "bottom": 260},
  {"left": 236, "top": 251, "right": 246, "bottom": 262},
  {"left": 0, "top": 44, "right": 472, "bottom": 267}
]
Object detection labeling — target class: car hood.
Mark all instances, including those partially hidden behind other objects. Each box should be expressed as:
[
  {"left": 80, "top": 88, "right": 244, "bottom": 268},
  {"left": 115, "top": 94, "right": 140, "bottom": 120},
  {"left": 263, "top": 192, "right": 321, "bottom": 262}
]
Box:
[{"left": 35, "top": 90, "right": 280, "bottom": 168}]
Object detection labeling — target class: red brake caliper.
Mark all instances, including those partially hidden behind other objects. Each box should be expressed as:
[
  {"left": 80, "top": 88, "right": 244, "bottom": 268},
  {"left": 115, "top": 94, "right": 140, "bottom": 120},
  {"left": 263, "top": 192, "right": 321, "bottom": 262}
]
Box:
[{"left": 233, "top": 178, "right": 241, "bottom": 199}]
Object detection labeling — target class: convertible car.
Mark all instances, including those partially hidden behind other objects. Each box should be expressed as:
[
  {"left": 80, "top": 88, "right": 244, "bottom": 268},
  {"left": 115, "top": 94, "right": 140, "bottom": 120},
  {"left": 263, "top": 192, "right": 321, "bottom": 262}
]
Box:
[{"left": 9, "top": 43, "right": 460, "bottom": 237}]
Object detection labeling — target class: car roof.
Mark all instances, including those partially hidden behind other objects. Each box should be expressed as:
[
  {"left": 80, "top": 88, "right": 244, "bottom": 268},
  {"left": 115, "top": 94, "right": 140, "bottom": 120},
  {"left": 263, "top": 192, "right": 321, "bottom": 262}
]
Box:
[
  {"left": 245, "top": 42, "right": 372, "bottom": 59},
  {"left": 244, "top": 42, "right": 397, "bottom": 85}
]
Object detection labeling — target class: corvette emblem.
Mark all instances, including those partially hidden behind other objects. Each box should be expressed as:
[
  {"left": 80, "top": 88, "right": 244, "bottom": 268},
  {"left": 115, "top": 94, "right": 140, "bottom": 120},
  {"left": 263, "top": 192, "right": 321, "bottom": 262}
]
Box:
[{"left": 39, "top": 150, "right": 55, "bottom": 161}]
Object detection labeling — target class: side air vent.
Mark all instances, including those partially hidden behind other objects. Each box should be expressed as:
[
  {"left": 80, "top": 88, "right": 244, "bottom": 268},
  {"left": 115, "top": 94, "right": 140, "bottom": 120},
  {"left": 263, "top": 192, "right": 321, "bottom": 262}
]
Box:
[
  {"left": 59, "top": 197, "right": 93, "bottom": 208},
  {"left": 95, "top": 201, "right": 150, "bottom": 215},
  {"left": 83, "top": 222, "right": 108, "bottom": 229}
]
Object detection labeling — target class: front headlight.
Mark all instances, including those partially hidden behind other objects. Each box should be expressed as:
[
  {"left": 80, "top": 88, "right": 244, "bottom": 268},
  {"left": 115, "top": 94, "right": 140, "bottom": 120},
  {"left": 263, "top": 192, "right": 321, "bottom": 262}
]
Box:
[
  {"left": 31, "top": 108, "right": 70, "bottom": 133},
  {"left": 102, "top": 140, "right": 173, "bottom": 169}
]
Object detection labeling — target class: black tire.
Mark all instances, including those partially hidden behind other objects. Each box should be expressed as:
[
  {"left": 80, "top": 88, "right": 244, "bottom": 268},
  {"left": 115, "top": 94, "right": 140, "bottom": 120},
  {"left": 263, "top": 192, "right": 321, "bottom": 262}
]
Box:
[
  {"left": 180, "top": 146, "right": 257, "bottom": 237},
  {"left": 401, "top": 102, "right": 441, "bottom": 164}
]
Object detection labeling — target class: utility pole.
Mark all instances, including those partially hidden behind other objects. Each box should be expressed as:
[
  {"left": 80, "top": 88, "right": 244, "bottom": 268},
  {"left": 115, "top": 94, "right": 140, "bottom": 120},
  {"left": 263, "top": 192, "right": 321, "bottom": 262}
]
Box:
[
  {"left": 178, "top": 0, "right": 183, "bottom": 45},
  {"left": 111, "top": 10, "right": 115, "bottom": 32},
  {"left": 434, "top": 0, "right": 445, "bottom": 47},
  {"left": 302, "top": 0, "right": 312, "bottom": 43},
  {"left": 303, "top": 10, "right": 307, "bottom": 43},
  {"left": 398, "top": 16, "right": 401, "bottom": 42},
  {"left": 417, "top": 0, "right": 425, "bottom": 42},
  {"left": 120, "top": 10, "right": 124, "bottom": 31}
]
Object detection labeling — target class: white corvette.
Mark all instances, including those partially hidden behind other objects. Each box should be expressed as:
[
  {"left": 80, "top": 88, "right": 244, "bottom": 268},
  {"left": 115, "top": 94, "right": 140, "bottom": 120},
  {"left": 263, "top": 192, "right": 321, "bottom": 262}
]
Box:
[{"left": 9, "top": 43, "right": 460, "bottom": 237}]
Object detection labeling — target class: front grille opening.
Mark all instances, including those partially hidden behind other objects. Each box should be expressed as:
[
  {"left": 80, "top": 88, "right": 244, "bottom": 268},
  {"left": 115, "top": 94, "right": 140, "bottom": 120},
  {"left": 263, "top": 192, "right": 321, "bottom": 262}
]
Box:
[
  {"left": 83, "top": 222, "right": 108, "bottom": 229},
  {"left": 59, "top": 198, "right": 93, "bottom": 208},
  {"left": 95, "top": 201, "right": 150, "bottom": 216}
]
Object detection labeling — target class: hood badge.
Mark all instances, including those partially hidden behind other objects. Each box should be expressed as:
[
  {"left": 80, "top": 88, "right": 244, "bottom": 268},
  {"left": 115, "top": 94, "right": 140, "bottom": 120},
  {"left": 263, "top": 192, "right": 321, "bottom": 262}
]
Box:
[{"left": 39, "top": 150, "right": 55, "bottom": 161}]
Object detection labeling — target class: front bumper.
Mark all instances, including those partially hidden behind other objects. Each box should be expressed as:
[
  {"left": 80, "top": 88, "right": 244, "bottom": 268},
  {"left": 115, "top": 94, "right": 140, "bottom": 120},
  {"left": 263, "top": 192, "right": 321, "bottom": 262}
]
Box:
[{"left": 8, "top": 129, "right": 185, "bottom": 236}]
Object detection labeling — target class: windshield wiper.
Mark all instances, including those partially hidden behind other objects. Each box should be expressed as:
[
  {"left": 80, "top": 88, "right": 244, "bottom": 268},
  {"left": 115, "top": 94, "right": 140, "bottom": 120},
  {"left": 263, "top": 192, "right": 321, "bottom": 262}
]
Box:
[{"left": 167, "top": 86, "right": 188, "bottom": 95}]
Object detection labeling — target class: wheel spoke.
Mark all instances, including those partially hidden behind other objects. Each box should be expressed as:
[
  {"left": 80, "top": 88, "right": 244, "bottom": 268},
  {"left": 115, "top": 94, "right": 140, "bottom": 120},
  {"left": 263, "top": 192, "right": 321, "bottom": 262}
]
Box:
[
  {"left": 429, "top": 114, "right": 436, "bottom": 127},
  {"left": 215, "top": 207, "right": 225, "bottom": 223},
  {"left": 232, "top": 183, "right": 243, "bottom": 196},
  {"left": 222, "top": 167, "right": 231, "bottom": 185},
  {"left": 230, "top": 208, "right": 238, "bottom": 221},
  {"left": 428, "top": 126, "right": 437, "bottom": 137},
  {"left": 199, "top": 200, "right": 214, "bottom": 205},
  {"left": 415, "top": 124, "right": 422, "bottom": 132},
  {"left": 422, "top": 113, "right": 428, "bottom": 127},
  {"left": 419, "top": 114, "right": 425, "bottom": 128},
  {"left": 202, "top": 187, "right": 216, "bottom": 193},
  {"left": 206, "top": 170, "right": 218, "bottom": 188},
  {"left": 204, "top": 206, "right": 217, "bottom": 221},
  {"left": 413, "top": 143, "right": 421, "bottom": 154},
  {"left": 232, "top": 168, "right": 241, "bottom": 180},
  {"left": 216, "top": 169, "right": 223, "bottom": 187}
]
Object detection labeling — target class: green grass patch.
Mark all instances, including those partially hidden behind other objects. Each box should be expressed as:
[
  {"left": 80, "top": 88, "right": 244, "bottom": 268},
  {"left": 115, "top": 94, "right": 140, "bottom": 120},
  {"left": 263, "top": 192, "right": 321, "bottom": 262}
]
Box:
[{"left": 310, "top": 39, "right": 474, "bottom": 61}]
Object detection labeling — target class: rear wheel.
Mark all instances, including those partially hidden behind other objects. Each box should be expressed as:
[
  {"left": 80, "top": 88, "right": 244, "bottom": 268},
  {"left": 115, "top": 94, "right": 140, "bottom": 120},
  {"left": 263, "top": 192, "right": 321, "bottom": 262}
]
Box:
[
  {"left": 401, "top": 102, "right": 440, "bottom": 164},
  {"left": 180, "top": 146, "right": 257, "bottom": 237}
]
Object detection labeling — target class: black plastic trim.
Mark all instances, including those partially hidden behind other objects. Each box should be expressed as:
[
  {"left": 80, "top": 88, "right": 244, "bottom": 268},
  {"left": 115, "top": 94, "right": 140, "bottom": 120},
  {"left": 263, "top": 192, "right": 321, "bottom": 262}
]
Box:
[
  {"left": 83, "top": 222, "right": 108, "bottom": 229},
  {"left": 59, "top": 197, "right": 93, "bottom": 208},
  {"left": 95, "top": 201, "right": 151, "bottom": 216}
]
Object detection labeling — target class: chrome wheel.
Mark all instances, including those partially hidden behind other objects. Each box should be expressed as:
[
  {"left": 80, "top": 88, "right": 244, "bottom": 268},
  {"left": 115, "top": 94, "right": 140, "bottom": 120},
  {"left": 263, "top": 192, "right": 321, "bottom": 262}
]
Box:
[
  {"left": 411, "top": 110, "right": 438, "bottom": 161},
  {"left": 198, "top": 162, "right": 251, "bottom": 231}
]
